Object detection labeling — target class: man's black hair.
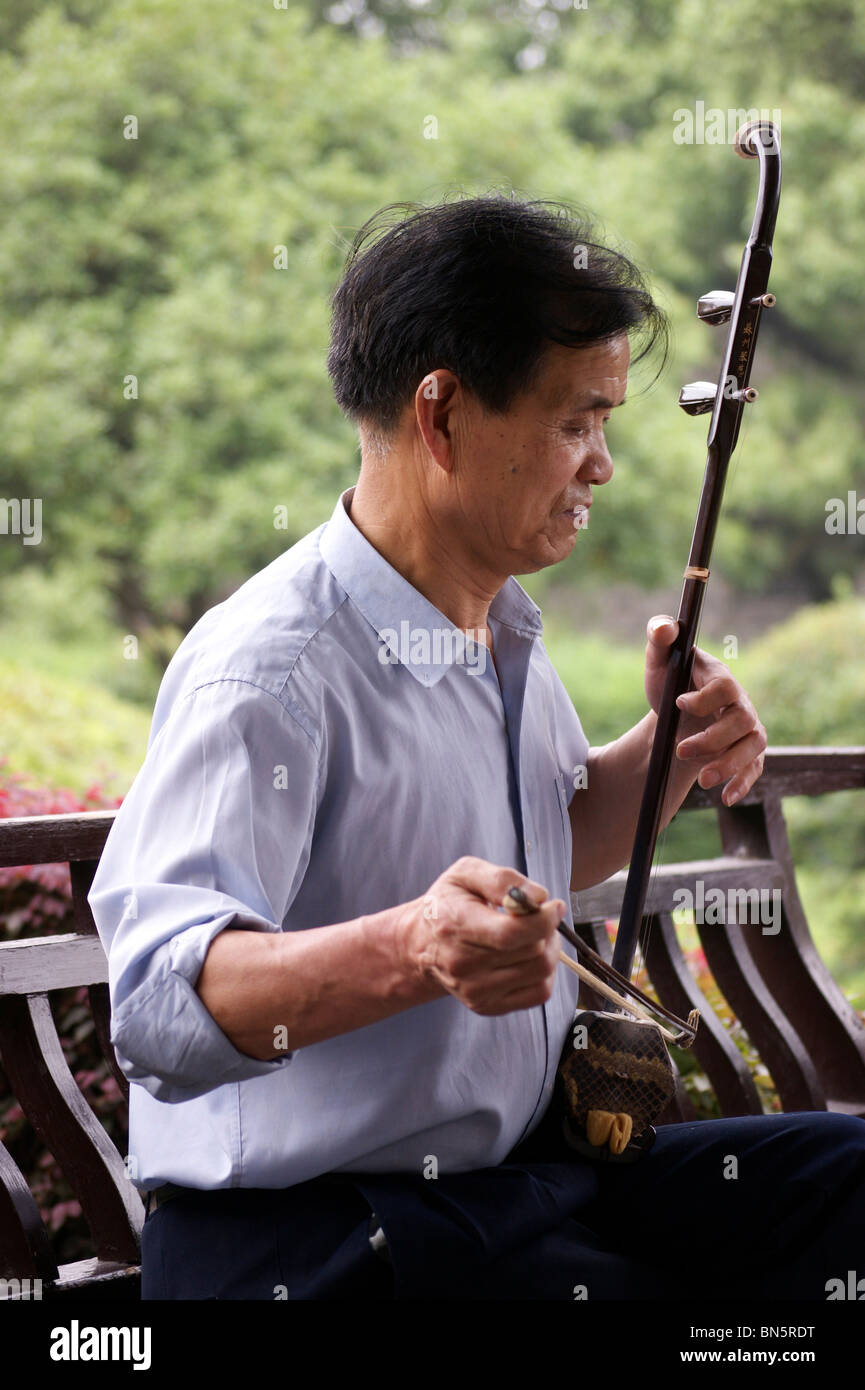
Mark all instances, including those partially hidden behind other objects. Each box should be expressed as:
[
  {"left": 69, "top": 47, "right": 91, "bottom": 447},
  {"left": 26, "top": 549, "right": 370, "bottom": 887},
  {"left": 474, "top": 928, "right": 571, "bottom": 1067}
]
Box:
[{"left": 326, "top": 193, "right": 669, "bottom": 436}]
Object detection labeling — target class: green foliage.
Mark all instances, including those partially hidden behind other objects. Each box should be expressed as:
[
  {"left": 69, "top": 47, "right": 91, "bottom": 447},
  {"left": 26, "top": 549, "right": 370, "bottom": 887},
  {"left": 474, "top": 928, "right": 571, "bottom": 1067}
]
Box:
[
  {"left": 0, "top": 651, "right": 150, "bottom": 796},
  {"left": 736, "top": 597, "right": 865, "bottom": 991},
  {"left": 540, "top": 621, "right": 648, "bottom": 747},
  {"left": 739, "top": 597, "right": 865, "bottom": 747},
  {"left": 1, "top": 0, "right": 862, "bottom": 656},
  {"left": 794, "top": 860, "right": 865, "bottom": 1009},
  {"left": 727, "top": 595, "right": 865, "bottom": 1002}
]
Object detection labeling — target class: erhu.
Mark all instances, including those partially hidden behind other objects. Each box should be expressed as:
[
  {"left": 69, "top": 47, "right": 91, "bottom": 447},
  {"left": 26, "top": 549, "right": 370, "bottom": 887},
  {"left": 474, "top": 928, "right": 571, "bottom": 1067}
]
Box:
[{"left": 507, "top": 120, "right": 782, "bottom": 1162}]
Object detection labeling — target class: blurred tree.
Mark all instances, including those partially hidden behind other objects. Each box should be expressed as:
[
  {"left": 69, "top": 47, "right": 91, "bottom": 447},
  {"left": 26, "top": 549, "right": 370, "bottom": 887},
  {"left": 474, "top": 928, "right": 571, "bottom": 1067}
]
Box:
[{"left": 0, "top": 0, "right": 862, "bottom": 661}]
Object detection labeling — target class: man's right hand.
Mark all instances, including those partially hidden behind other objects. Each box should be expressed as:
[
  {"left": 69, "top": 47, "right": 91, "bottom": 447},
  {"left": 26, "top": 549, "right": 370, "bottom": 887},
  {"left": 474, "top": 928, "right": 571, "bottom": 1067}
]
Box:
[
  {"left": 196, "top": 857, "right": 566, "bottom": 1062},
  {"left": 400, "top": 856, "right": 566, "bottom": 1016}
]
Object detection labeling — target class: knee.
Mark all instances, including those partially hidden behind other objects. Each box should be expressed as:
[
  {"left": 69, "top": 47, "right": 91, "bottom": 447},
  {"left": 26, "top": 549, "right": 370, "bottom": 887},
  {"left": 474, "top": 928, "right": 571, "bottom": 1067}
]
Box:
[
  {"left": 792, "top": 1111, "right": 865, "bottom": 1141},
  {"left": 780, "top": 1111, "right": 865, "bottom": 1172}
]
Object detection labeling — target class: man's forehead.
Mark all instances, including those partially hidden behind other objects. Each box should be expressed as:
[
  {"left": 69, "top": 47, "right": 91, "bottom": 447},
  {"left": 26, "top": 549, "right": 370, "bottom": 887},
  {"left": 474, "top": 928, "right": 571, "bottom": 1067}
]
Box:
[
  {"left": 538, "top": 341, "right": 629, "bottom": 410},
  {"left": 542, "top": 376, "right": 628, "bottom": 411}
]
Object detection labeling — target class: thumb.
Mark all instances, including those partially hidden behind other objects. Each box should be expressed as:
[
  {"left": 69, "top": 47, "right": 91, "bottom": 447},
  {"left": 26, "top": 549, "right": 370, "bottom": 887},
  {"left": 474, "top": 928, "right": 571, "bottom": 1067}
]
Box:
[
  {"left": 646, "top": 614, "right": 679, "bottom": 648},
  {"left": 645, "top": 615, "right": 679, "bottom": 702}
]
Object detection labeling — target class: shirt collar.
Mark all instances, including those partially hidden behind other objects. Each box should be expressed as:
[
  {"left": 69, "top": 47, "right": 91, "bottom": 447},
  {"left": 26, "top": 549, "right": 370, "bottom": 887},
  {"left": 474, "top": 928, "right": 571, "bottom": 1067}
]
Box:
[{"left": 318, "top": 486, "right": 543, "bottom": 686}]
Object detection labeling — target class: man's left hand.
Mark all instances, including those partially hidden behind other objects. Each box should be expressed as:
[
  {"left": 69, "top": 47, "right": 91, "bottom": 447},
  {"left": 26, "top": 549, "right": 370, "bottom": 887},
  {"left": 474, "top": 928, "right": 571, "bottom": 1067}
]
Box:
[{"left": 645, "top": 615, "right": 767, "bottom": 807}]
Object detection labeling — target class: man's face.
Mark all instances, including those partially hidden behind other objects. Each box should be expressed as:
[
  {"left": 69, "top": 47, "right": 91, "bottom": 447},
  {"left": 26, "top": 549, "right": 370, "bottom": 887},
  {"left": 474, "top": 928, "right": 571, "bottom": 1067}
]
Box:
[{"left": 449, "top": 335, "right": 628, "bottom": 576}]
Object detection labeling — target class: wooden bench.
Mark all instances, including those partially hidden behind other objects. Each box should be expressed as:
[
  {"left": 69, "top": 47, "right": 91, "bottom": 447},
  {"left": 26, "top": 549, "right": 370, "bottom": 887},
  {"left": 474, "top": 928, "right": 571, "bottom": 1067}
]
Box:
[
  {"left": 576, "top": 748, "right": 865, "bottom": 1121},
  {"left": 1, "top": 745, "right": 863, "bottom": 1299}
]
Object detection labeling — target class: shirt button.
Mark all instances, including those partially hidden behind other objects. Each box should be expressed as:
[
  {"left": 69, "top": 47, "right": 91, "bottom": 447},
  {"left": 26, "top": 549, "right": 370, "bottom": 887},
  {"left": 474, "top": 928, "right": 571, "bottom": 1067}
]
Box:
[{"left": 526, "top": 839, "right": 533, "bottom": 853}]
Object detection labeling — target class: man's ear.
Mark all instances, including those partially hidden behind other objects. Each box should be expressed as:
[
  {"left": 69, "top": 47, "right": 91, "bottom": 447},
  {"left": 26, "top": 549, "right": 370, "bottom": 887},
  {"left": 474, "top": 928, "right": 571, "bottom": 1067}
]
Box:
[{"left": 413, "top": 370, "right": 462, "bottom": 473}]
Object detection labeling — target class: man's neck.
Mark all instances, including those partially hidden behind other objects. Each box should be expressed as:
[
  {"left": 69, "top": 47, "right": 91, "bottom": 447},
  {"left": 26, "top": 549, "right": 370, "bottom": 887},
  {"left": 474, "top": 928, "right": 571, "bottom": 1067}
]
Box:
[{"left": 347, "top": 474, "right": 502, "bottom": 650}]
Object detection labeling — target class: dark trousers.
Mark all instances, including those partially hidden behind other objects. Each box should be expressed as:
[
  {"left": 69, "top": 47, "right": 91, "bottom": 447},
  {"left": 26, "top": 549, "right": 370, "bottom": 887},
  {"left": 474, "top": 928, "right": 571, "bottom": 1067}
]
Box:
[{"left": 141, "top": 1111, "right": 865, "bottom": 1300}]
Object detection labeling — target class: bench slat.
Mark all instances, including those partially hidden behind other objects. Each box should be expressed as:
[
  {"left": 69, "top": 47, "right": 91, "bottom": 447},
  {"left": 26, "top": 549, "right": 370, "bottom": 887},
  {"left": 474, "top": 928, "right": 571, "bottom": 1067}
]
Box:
[
  {"left": 572, "top": 856, "right": 784, "bottom": 922},
  {"left": 0, "top": 934, "right": 108, "bottom": 995},
  {"left": 644, "top": 911, "right": 764, "bottom": 1116},
  {"left": 48, "top": 1257, "right": 141, "bottom": 1299},
  {"left": 0, "top": 1139, "right": 59, "bottom": 1282},
  {"left": 0, "top": 811, "right": 116, "bottom": 868},
  {"left": 697, "top": 916, "right": 827, "bottom": 1111},
  {"left": 718, "top": 798, "right": 865, "bottom": 1113},
  {"left": 0, "top": 994, "right": 142, "bottom": 1265}
]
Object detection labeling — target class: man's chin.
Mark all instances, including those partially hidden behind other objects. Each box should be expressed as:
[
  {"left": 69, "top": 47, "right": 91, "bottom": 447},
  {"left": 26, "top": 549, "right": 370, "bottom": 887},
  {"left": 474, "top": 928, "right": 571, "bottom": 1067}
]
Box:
[{"left": 517, "top": 530, "right": 579, "bottom": 574}]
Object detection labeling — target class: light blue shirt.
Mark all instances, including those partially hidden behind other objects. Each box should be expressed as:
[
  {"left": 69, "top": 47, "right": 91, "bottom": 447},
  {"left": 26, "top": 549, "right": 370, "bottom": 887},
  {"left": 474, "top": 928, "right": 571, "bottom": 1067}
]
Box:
[{"left": 88, "top": 487, "right": 589, "bottom": 1190}]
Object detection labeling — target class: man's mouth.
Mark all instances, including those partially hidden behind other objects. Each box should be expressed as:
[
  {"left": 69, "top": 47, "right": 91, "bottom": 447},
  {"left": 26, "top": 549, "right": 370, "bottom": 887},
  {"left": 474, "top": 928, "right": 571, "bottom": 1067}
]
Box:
[{"left": 563, "top": 504, "right": 591, "bottom": 530}]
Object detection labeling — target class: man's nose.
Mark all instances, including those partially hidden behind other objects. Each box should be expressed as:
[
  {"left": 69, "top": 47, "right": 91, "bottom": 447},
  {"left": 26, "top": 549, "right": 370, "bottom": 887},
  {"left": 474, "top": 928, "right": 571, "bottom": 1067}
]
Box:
[{"left": 579, "top": 435, "right": 614, "bottom": 486}]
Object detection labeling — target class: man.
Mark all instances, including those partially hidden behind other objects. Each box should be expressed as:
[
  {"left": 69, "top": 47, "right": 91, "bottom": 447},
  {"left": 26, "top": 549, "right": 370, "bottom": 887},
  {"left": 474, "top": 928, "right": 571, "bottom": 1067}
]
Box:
[{"left": 89, "top": 195, "right": 865, "bottom": 1301}]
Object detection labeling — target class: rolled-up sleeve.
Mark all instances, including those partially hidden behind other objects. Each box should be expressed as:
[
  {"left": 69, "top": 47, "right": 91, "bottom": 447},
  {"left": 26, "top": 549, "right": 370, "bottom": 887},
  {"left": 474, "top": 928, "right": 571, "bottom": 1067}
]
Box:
[{"left": 87, "top": 677, "right": 321, "bottom": 1102}]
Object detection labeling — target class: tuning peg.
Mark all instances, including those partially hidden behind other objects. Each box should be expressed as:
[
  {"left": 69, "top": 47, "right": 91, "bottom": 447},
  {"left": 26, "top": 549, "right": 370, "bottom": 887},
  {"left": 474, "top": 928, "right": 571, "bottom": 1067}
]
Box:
[
  {"left": 697, "top": 291, "right": 735, "bottom": 325},
  {"left": 678, "top": 381, "right": 717, "bottom": 415}
]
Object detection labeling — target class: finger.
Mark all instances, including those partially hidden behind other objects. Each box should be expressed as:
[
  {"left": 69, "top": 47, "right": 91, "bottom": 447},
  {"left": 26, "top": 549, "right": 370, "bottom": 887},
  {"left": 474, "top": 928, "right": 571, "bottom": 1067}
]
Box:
[
  {"left": 676, "top": 703, "right": 759, "bottom": 759},
  {"left": 720, "top": 749, "right": 767, "bottom": 806},
  {"left": 429, "top": 925, "right": 560, "bottom": 1004},
  {"left": 439, "top": 895, "right": 565, "bottom": 952},
  {"left": 457, "top": 927, "right": 561, "bottom": 977},
  {"left": 689, "top": 645, "right": 729, "bottom": 679},
  {"left": 693, "top": 729, "right": 767, "bottom": 793},
  {"left": 461, "top": 942, "right": 559, "bottom": 993},
  {"left": 676, "top": 674, "right": 743, "bottom": 719},
  {"left": 444, "top": 856, "right": 549, "bottom": 910},
  {"left": 464, "top": 965, "right": 559, "bottom": 1015}
]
